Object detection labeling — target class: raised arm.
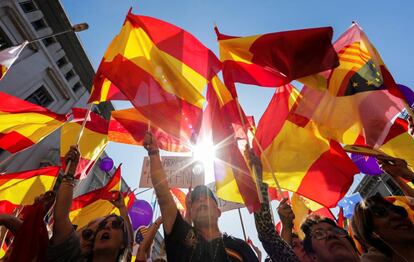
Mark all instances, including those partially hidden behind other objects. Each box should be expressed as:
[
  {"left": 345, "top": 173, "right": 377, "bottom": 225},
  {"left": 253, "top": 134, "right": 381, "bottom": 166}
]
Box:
[
  {"left": 136, "top": 217, "right": 163, "bottom": 260},
  {"left": 278, "top": 198, "right": 295, "bottom": 246},
  {"left": 377, "top": 156, "right": 414, "bottom": 198},
  {"left": 0, "top": 214, "right": 22, "bottom": 235},
  {"left": 110, "top": 192, "right": 134, "bottom": 247},
  {"left": 51, "top": 145, "right": 80, "bottom": 244},
  {"left": 143, "top": 132, "right": 177, "bottom": 234}
]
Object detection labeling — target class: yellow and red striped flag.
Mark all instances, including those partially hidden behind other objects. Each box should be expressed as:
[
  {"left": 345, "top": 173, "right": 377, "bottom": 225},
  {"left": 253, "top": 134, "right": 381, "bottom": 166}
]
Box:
[
  {"left": 253, "top": 85, "right": 359, "bottom": 208},
  {"left": 109, "top": 108, "right": 190, "bottom": 152},
  {"left": 69, "top": 166, "right": 134, "bottom": 229},
  {"left": 0, "top": 92, "right": 68, "bottom": 153},
  {"left": 0, "top": 166, "right": 60, "bottom": 214},
  {"left": 90, "top": 10, "right": 222, "bottom": 141},
  {"left": 215, "top": 26, "right": 338, "bottom": 89},
  {"left": 0, "top": 42, "right": 28, "bottom": 80},
  {"left": 205, "top": 76, "right": 260, "bottom": 213},
  {"left": 60, "top": 108, "right": 108, "bottom": 179}
]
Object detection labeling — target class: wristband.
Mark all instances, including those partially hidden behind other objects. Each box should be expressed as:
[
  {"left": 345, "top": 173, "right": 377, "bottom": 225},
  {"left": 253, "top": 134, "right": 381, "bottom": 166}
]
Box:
[{"left": 148, "top": 149, "right": 159, "bottom": 156}]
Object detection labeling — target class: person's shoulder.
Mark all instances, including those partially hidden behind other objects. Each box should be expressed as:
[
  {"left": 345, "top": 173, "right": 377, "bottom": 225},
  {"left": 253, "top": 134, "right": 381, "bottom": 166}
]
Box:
[
  {"left": 223, "top": 234, "right": 258, "bottom": 261},
  {"left": 223, "top": 234, "right": 248, "bottom": 246}
]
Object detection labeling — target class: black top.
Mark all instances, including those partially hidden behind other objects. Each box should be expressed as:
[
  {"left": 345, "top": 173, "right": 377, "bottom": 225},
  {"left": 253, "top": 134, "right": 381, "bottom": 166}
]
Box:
[{"left": 165, "top": 211, "right": 259, "bottom": 262}]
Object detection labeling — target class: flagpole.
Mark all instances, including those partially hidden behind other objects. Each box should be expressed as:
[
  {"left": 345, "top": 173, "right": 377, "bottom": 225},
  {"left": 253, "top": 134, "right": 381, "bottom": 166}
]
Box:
[
  {"left": 26, "top": 23, "right": 89, "bottom": 45},
  {"left": 234, "top": 98, "right": 284, "bottom": 198},
  {"left": 237, "top": 208, "right": 247, "bottom": 241}
]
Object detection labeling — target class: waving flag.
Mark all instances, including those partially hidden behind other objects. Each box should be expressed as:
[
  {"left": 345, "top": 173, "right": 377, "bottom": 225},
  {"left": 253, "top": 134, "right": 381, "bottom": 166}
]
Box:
[
  {"left": 69, "top": 166, "right": 132, "bottom": 229},
  {"left": 294, "top": 23, "right": 406, "bottom": 147},
  {"left": 0, "top": 166, "right": 60, "bottom": 214},
  {"left": 91, "top": 10, "right": 221, "bottom": 140},
  {"left": 61, "top": 108, "right": 108, "bottom": 179},
  {"left": 0, "top": 42, "right": 27, "bottom": 80},
  {"left": 254, "top": 85, "right": 358, "bottom": 208},
  {"left": 0, "top": 92, "right": 67, "bottom": 153},
  {"left": 170, "top": 188, "right": 186, "bottom": 211},
  {"left": 205, "top": 76, "right": 260, "bottom": 213},
  {"left": 109, "top": 108, "right": 189, "bottom": 152},
  {"left": 216, "top": 26, "right": 338, "bottom": 89}
]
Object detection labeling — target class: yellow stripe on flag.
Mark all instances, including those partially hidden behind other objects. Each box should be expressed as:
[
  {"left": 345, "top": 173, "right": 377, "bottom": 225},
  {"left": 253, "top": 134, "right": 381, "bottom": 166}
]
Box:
[
  {"left": 218, "top": 35, "right": 260, "bottom": 64},
  {"left": 210, "top": 76, "right": 234, "bottom": 107}
]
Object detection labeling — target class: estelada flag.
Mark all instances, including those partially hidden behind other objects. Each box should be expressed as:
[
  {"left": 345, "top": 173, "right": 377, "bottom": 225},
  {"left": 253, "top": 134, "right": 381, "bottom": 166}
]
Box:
[
  {"left": 69, "top": 165, "right": 133, "bottom": 229},
  {"left": 90, "top": 9, "right": 221, "bottom": 141},
  {"left": 254, "top": 85, "right": 359, "bottom": 208},
  {"left": 0, "top": 166, "right": 60, "bottom": 214},
  {"left": 60, "top": 108, "right": 108, "bottom": 179},
  {"left": 215, "top": 26, "right": 338, "bottom": 89},
  {"left": 109, "top": 107, "right": 190, "bottom": 152},
  {"left": 0, "top": 92, "right": 68, "bottom": 153},
  {"left": 205, "top": 76, "right": 260, "bottom": 213},
  {"left": 294, "top": 23, "right": 406, "bottom": 147},
  {"left": 0, "top": 41, "right": 28, "bottom": 80}
]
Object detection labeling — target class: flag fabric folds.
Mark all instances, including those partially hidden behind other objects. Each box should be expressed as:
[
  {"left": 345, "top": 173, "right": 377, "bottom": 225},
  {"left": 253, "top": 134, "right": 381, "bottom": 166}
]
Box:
[
  {"left": 91, "top": 10, "right": 221, "bottom": 140},
  {"left": 0, "top": 92, "right": 68, "bottom": 153},
  {"left": 294, "top": 23, "right": 406, "bottom": 147},
  {"left": 215, "top": 26, "right": 338, "bottom": 89},
  {"left": 205, "top": 76, "right": 260, "bottom": 213},
  {"left": 60, "top": 108, "right": 108, "bottom": 179},
  {"left": 109, "top": 108, "right": 189, "bottom": 152},
  {"left": 69, "top": 166, "right": 133, "bottom": 229},
  {"left": 254, "top": 85, "right": 359, "bottom": 208},
  {"left": 170, "top": 188, "right": 186, "bottom": 211},
  {"left": 0, "top": 166, "right": 60, "bottom": 214},
  {"left": 0, "top": 42, "right": 28, "bottom": 80}
]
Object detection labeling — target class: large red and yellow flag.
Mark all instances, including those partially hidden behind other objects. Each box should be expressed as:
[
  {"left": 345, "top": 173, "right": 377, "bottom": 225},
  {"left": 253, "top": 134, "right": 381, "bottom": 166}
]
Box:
[
  {"left": 0, "top": 92, "right": 68, "bottom": 153},
  {"left": 90, "top": 10, "right": 221, "bottom": 140},
  {"left": 205, "top": 76, "right": 260, "bottom": 213},
  {"left": 109, "top": 108, "right": 190, "bottom": 152},
  {"left": 0, "top": 42, "right": 28, "bottom": 80},
  {"left": 61, "top": 108, "right": 108, "bottom": 179},
  {"left": 215, "top": 27, "right": 338, "bottom": 89},
  {"left": 294, "top": 24, "right": 406, "bottom": 147},
  {"left": 0, "top": 166, "right": 60, "bottom": 214},
  {"left": 254, "top": 85, "right": 359, "bottom": 208},
  {"left": 69, "top": 166, "right": 134, "bottom": 229}
]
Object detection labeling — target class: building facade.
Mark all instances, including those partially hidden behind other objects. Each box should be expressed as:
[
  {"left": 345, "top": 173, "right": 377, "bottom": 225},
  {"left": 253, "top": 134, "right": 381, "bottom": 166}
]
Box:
[
  {"left": 354, "top": 173, "right": 404, "bottom": 198},
  {"left": 0, "top": 0, "right": 126, "bottom": 196}
]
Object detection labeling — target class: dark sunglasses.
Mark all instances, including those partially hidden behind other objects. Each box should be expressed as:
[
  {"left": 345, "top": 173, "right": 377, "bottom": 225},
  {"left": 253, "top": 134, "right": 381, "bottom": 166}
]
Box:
[
  {"left": 370, "top": 205, "right": 408, "bottom": 218},
  {"left": 311, "top": 227, "right": 349, "bottom": 240},
  {"left": 82, "top": 228, "right": 94, "bottom": 241},
  {"left": 97, "top": 219, "right": 124, "bottom": 230}
]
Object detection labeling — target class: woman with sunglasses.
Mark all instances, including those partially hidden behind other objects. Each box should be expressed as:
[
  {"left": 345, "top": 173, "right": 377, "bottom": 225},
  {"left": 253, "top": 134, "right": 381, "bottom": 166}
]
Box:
[
  {"left": 351, "top": 195, "right": 414, "bottom": 262},
  {"left": 90, "top": 214, "right": 130, "bottom": 262}
]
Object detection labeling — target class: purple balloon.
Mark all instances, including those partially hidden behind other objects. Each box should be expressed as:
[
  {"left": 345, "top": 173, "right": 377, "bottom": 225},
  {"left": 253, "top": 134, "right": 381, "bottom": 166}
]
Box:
[
  {"left": 351, "top": 153, "right": 382, "bottom": 176},
  {"left": 99, "top": 157, "right": 114, "bottom": 172},
  {"left": 128, "top": 200, "right": 153, "bottom": 230}
]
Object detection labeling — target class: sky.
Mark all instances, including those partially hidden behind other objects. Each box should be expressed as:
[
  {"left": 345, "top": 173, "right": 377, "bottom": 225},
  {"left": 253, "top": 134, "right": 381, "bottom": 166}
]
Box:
[{"left": 61, "top": 0, "right": 414, "bottom": 260}]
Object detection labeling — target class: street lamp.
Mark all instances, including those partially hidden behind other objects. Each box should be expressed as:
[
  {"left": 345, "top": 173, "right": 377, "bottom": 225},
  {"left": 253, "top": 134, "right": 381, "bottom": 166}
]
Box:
[{"left": 27, "top": 22, "right": 89, "bottom": 44}]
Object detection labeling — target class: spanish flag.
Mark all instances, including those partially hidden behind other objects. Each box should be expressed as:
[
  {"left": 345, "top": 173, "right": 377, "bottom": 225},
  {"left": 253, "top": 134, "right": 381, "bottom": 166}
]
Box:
[
  {"left": 0, "top": 42, "right": 28, "bottom": 80},
  {"left": 89, "top": 76, "right": 127, "bottom": 104},
  {"left": 254, "top": 85, "right": 359, "bottom": 208},
  {"left": 295, "top": 23, "right": 406, "bottom": 147},
  {"left": 0, "top": 166, "right": 60, "bottom": 214},
  {"left": 0, "top": 92, "right": 68, "bottom": 153},
  {"left": 206, "top": 76, "right": 260, "bottom": 213},
  {"left": 170, "top": 188, "right": 186, "bottom": 212},
  {"left": 69, "top": 166, "right": 134, "bottom": 229},
  {"left": 90, "top": 10, "right": 221, "bottom": 140},
  {"left": 215, "top": 26, "right": 338, "bottom": 89},
  {"left": 109, "top": 108, "right": 190, "bottom": 152},
  {"left": 60, "top": 108, "right": 108, "bottom": 179}
]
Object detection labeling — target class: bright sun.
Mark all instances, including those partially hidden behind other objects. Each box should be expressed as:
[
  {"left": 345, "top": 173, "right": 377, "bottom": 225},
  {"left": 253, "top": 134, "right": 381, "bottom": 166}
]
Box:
[{"left": 192, "top": 139, "right": 216, "bottom": 184}]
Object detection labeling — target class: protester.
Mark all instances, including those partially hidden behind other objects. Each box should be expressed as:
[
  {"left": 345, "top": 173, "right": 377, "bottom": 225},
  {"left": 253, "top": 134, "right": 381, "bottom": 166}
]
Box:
[
  {"left": 244, "top": 148, "right": 299, "bottom": 262},
  {"left": 301, "top": 214, "right": 359, "bottom": 262},
  {"left": 351, "top": 195, "right": 414, "bottom": 262},
  {"left": 47, "top": 146, "right": 132, "bottom": 262},
  {"left": 143, "top": 132, "right": 258, "bottom": 261}
]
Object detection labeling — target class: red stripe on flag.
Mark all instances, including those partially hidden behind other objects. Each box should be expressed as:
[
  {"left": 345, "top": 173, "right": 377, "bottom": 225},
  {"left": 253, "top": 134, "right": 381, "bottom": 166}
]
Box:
[{"left": 0, "top": 131, "right": 35, "bottom": 153}]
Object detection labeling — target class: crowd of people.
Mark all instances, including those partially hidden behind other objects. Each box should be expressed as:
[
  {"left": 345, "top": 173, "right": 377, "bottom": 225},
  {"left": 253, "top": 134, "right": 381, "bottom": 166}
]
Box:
[{"left": 0, "top": 132, "right": 413, "bottom": 262}]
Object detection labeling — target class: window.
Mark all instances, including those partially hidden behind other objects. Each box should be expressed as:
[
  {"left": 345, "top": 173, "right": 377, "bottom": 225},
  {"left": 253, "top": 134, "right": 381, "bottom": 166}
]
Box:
[
  {"left": 56, "top": 57, "right": 68, "bottom": 67},
  {"left": 31, "top": 19, "right": 46, "bottom": 31},
  {"left": 42, "top": 37, "right": 56, "bottom": 47},
  {"left": 65, "top": 70, "right": 75, "bottom": 81},
  {"left": 385, "top": 179, "right": 404, "bottom": 196},
  {"left": 0, "top": 29, "right": 11, "bottom": 51},
  {"left": 20, "top": 1, "right": 37, "bottom": 13},
  {"left": 72, "top": 82, "right": 82, "bottom": 92},
  {"left": 26, "top": 86, "right": 53, "bottom": 107}
]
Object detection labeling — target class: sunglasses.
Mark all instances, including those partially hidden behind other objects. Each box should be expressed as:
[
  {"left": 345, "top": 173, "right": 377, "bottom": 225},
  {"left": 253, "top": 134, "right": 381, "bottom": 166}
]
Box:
[
  {"left": 82, "top": 228, "right": 94, "bottom": 241},
  {"left": 370, "top": 205, "right": 408, "bottom": 218},
  {"left": 97, "top": 219, "right": 124, "bottom": 231},
  {"left": 311, "top": 227, "right": 349, "bottom": 240}
]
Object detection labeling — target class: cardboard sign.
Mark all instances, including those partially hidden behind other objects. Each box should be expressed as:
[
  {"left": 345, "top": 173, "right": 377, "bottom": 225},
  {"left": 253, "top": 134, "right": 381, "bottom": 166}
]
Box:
[
  {"left": 139, "top": 156, "right": 204, "bottom": 188},
  {"left": 206, "top": 182, "right": 245, "bottom": 212}
]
